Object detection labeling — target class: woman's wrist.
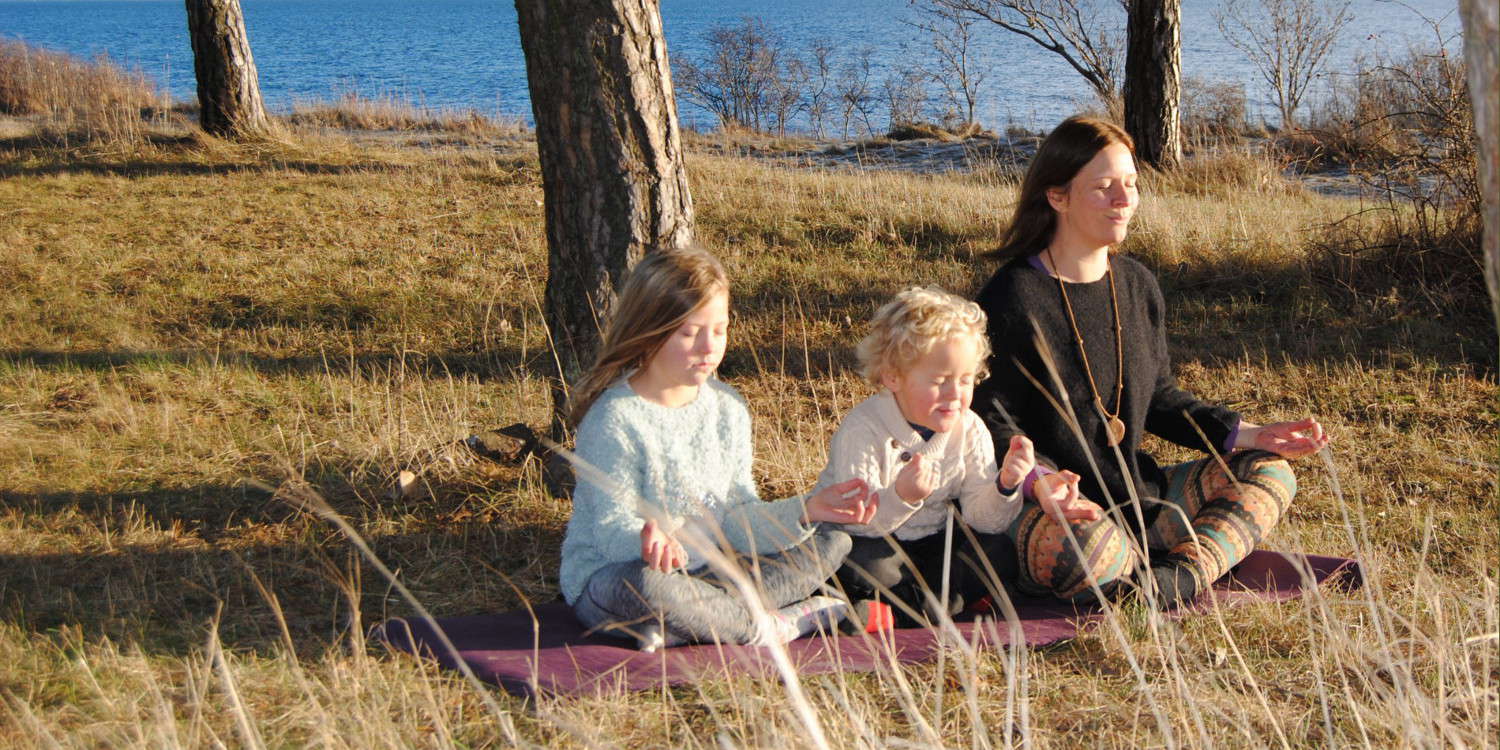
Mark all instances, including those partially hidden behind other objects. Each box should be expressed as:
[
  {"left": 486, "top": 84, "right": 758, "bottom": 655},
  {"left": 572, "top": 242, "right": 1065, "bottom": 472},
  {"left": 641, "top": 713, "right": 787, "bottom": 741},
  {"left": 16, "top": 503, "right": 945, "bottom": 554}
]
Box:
[
  {"left": 1021, "top": 466, "right": 1052, "bottom": 502},
  {"left": 1232, "top": 420, "right": 1261, "bottom": 451}
]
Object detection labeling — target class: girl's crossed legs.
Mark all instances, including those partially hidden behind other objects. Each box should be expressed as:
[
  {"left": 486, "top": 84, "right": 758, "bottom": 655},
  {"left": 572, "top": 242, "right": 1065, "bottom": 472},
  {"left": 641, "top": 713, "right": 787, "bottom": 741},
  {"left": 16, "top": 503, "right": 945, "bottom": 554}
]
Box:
[{"left": 573, "top": 527, "right": 852, "bottom": 646}]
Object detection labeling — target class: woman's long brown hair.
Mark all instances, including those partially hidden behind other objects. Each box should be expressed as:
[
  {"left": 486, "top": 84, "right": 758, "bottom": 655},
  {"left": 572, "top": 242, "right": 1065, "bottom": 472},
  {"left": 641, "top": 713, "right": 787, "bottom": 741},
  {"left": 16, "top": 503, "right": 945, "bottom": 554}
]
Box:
[
  {"left": 990, "top": 116, "right": 1136, "bottom": 263},
  {"left": 568, "top": 246, "right": 729, "bottom": 427}
]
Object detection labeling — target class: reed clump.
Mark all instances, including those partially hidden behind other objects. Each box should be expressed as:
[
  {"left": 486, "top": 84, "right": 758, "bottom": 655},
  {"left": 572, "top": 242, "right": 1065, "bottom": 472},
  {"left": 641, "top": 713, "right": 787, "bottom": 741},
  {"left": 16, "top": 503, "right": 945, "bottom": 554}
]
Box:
[
  {"left": 286, "top": 91, "right": 525, "bottom": 137},
  {"left": 0, "top": 38, "right": 172, "bottom": 145}
]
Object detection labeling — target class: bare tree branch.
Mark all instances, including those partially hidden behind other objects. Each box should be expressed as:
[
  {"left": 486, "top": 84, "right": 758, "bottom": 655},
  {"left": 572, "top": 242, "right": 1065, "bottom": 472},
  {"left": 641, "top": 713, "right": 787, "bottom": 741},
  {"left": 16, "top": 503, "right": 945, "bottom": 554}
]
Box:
[
  {"left": 923, "top": 0, "right": 1123, "bottom": 103},
  {"left": 1215, "top": 0, "right": 1352, "bottom": 128}
]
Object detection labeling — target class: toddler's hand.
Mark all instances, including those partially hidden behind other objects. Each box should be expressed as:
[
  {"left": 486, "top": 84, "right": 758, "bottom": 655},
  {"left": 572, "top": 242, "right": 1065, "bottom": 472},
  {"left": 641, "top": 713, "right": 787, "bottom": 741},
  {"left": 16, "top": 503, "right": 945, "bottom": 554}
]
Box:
[
  {"left": 894, "top": 453, "right": 938, "bottom": 504},
  {"left": 998, "top": 435, "right": 1036, "bottom": 493},
  {"left": 804, "top": 477, "right": 877, "bottom": 525},
  {"left": 640, "top": 519, "right": 687, "bottom": 572},
  {"left": 1032, "top": 470, "right": 1102, "bottom": 522}
]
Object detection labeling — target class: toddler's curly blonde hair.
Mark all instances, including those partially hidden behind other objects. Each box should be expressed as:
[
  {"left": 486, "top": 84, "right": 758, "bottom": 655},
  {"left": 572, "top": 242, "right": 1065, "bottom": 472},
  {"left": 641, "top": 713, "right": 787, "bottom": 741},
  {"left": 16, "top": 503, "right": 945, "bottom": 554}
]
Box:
[{"left": 856, "top": 287, "right": 990, "bottom": 384}]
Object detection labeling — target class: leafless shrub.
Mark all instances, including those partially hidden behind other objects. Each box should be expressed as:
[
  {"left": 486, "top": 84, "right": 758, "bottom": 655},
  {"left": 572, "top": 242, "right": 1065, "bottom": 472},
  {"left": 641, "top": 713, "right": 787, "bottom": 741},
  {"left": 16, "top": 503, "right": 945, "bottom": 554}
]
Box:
[
  {"left": 676, "top": 17, "right": 808, "bottom": 135},
  {"left": 804, "top": 40, "right": 837, "bottom": 138},
  {"left": 1305, "top": 20, "right": 1482, "bottom": 327},
  {"left": 1180, "top": 76, "right": 1250, "bottom": 147},
  {"left": 882, "top": 67, "right": 929, "bottom": 129},
  {"left": 908, "top": 2, "right": 989, "bottom": 128},
  {"left": 1215, "top": 0, "right": 1351, "bottom": 129},
  {"left": 836, "top": 49, "right": 879, "bottom": 138}
]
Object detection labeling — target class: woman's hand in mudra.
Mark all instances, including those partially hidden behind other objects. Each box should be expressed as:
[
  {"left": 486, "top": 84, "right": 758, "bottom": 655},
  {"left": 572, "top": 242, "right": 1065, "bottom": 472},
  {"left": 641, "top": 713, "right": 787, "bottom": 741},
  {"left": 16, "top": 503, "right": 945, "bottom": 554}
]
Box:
[
  {"left": 1032, "top": 470, "right": 1102, "bottom": 523},
  {"left": 1236, "top": 418, "right": 1330, "bottom": 459}
]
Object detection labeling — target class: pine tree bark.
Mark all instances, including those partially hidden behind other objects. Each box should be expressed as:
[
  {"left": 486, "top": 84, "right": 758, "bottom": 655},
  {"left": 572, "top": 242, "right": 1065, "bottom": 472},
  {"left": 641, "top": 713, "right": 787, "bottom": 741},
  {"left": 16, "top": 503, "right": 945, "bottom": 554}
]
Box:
[
  {"left": 1458, "top": 0, "right": 1499, "bottom": 335},
  {"left": 184, "top": 0, "right": 272, "bottom": 138},
  {"left": 1123, "top": 0, "right": 1182, "bottom": 168},
  {"left": 514, "top": 0, "right": 695, "bottom": 440}
]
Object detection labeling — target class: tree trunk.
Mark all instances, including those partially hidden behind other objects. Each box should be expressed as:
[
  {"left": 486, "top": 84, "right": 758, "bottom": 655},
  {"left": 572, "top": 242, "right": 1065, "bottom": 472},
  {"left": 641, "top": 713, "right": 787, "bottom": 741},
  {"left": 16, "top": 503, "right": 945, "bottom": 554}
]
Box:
[
  {"left": 1459, "top": 0, "right": 1499, "bottom": 337},
  {"left": 1123, "top": 0, "right": 1183, "bottom": 168},
  {"left": 184, "top": 0, "right": 271, "bottom": 138},
  {"left": 514, "top": 0, "right": 695, "bottom": 442}
]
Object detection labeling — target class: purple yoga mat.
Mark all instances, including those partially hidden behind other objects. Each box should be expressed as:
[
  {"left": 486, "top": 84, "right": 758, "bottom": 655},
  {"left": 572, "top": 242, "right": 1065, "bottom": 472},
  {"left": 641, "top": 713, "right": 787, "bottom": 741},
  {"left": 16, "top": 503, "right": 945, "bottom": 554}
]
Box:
[{"left": 372, "top": 549, "right": 1360, "bottom": 697}]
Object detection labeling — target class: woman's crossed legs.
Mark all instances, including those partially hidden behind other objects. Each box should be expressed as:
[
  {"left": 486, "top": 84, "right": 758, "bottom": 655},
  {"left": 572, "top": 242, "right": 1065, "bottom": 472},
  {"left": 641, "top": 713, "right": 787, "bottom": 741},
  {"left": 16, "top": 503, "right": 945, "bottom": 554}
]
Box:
[{"left": 1006, "top": 450, "right": 1296, "bottom": 605}]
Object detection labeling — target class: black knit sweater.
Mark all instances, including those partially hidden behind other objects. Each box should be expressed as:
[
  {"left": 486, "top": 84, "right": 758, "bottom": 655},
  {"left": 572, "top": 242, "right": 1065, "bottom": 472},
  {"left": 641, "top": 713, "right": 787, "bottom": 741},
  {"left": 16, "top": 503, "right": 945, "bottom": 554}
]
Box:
[{"left": 972, "top": 255, "right": 1240, "bottom": 533}]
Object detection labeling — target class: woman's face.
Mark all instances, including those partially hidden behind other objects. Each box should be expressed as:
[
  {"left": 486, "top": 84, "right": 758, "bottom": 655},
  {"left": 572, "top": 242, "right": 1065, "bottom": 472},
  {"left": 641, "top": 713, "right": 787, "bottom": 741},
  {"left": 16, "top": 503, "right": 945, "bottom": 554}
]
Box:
[
  {"left": 1047, "top": 142, "right": 1139, "bottom": 251},
  {"left": 641, "top": 288, "right": 729, "bottom": 392}
]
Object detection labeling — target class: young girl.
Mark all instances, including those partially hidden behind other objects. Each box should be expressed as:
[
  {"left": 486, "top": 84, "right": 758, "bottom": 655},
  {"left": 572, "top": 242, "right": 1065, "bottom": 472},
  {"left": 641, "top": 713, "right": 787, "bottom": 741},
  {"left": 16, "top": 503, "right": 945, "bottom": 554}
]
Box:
[
  {"left": 561, "top": 246, "right": 878, "bottom": 651},
  {"left": 819, "top": 287, "right": 1097, "bottom": 626},
  {"left": 972, "top": 116, "right": 1330, "bottom": 607}
]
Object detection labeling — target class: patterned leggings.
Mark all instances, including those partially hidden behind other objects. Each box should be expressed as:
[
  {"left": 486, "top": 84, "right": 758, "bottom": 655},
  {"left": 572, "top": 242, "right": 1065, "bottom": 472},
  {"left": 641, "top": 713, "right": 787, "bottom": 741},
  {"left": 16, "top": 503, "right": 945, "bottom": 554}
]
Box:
[{"left": 1005, "top": 450, "right": 1297, "bottom": 601}]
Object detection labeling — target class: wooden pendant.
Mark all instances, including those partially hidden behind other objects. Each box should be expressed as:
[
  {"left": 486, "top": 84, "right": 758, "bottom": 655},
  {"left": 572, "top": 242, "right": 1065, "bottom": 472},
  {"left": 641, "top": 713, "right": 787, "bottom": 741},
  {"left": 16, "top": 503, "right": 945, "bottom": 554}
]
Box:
[{"left": 1106, "top": 416, "right": 1126, "bottom": 446}]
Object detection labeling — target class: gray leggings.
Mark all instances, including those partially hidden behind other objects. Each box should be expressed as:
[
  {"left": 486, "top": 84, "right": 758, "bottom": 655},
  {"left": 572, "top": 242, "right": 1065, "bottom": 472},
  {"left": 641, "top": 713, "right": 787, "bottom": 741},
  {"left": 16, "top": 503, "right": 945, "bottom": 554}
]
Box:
[{"left": 572, "top": 528, "right": 852, "bottom": 645}]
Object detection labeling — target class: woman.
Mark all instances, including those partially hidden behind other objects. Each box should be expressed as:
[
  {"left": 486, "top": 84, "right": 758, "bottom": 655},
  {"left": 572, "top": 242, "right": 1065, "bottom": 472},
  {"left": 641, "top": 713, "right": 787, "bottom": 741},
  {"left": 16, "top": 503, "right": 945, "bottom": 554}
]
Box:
[{"left": 973, "top": 116, "right": 1330, "bottom": 608}]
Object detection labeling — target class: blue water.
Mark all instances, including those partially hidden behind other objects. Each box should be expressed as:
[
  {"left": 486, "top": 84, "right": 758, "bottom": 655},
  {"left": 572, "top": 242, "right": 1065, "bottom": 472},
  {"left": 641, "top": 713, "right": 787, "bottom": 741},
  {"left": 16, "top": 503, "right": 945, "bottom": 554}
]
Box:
[{"left": 0, "top": 0, "right": 1462, "bottom": 132}]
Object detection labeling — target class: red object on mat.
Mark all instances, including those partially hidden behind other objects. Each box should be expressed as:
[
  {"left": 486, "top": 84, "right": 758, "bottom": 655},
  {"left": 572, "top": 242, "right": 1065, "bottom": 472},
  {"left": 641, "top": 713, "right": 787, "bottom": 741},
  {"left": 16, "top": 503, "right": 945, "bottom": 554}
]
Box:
[
  {"left": 373, "top": 550, "right": 1360, "bottom": 697},
  {"left": 862, "top": 601, "right": 894, "bottom": 633}
]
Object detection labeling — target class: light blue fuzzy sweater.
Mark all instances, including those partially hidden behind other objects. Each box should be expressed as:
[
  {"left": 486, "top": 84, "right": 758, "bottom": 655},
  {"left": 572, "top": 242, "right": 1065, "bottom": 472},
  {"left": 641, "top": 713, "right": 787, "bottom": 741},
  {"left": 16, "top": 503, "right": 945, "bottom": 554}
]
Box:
[{"left": 559, "top": 378, "right": 814, "bottom": 605}]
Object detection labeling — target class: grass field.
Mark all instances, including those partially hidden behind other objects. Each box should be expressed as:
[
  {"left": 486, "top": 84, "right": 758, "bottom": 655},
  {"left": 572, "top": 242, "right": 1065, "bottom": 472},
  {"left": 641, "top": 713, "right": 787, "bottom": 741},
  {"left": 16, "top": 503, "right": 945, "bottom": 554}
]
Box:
[{"left": 0, "top": 119, "right": 1495, "bottom": 748}]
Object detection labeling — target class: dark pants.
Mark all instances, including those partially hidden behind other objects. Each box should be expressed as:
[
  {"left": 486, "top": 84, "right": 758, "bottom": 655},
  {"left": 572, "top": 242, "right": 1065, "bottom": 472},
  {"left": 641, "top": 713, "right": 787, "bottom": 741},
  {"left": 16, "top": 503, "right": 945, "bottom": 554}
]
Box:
[{"left": 834, "top": 523, "right": 1018, "bottom": 628}]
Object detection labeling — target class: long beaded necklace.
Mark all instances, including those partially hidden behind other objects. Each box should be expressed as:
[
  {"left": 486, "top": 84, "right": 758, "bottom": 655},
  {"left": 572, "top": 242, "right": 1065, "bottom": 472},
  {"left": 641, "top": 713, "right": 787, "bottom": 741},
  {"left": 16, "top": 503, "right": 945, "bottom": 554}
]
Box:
[{"left": 1045, "top": 247, "right": 1126, "bottom": 446}]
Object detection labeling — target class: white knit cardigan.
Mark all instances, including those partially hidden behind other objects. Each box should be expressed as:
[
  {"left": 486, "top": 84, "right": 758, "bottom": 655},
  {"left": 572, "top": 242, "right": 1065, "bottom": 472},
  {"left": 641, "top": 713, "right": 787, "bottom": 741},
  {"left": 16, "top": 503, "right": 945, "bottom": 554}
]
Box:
[{"left": 813, "top": 390, "right": 1021, "bottom": 540}]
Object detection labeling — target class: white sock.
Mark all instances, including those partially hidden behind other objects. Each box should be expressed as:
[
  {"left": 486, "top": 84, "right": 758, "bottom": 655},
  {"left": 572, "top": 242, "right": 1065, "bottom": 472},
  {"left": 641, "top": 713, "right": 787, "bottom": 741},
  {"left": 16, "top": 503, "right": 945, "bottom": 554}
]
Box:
[
  {"left": 752, "top": 596, "right": 849, "bottom": 646},
  {"left": 635, "top": 621, "right": 666, "bottom": 653},
  {"left": 634, "top": 621, "right": 686, "bottom": 653}
]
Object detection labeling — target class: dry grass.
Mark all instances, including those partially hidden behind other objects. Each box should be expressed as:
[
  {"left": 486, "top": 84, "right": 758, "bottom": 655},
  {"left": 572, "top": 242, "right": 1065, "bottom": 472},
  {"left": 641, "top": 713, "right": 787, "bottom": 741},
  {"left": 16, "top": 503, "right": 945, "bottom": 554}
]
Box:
[
  {"left": 0, "top": 123, "right": 1494, "bottom": 748},
  {"left": 286, "top": 91, "right": 525, "bottom": 137},
  {"left": 0, "top": 39, "right": 525, "bottom": 155},
  {"left": 0, "top": 38, "right": 176, "bottom": 146}
]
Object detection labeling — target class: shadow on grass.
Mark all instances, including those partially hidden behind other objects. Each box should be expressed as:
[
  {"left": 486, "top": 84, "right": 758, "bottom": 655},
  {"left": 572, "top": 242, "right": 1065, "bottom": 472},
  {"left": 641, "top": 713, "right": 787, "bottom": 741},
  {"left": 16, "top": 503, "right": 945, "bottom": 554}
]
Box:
[
  {"left": 0, "top": 346, "right": 556, "bottom": 381},
  {"left": 0, "top": 485, "right": 564, "bottom": 658},
  {"left": 0, "top": 153, "right": 418, "bottom": 180},
  {"left": 0, "top": 483, "right": 289, "bottom": 535},
  {"left": 0, "top": 133, "right": 540, "bottom": 180},
  {"left": 1149, "top": 255, "right": 1496, "bottom": 376},
  {"left": 731, "top": 253, "right": 1493, "bottom": 377}
]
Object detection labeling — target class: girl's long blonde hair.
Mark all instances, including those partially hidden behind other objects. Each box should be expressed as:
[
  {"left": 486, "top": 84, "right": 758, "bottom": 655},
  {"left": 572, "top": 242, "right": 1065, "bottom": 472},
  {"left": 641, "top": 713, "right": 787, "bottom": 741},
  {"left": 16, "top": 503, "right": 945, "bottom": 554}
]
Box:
[{"left": 568, "top": 246, "right": 729, "bottom": 426}]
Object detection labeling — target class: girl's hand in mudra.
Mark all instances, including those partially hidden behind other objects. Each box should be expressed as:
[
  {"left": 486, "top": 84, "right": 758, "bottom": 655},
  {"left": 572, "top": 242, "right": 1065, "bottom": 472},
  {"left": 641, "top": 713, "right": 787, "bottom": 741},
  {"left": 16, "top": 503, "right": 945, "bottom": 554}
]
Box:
[
  {"left": 1236, "top": 417, "right": 1330, "bottom": 459},
  {"left": 803, "top": 477, "right": 877, "bottom": 525},
  {"left": 640, "top": 518, "right": 687, "bottom": 573},
  {"left": 1032, "top": 470, "right": 1102, "bottom": 522}
]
